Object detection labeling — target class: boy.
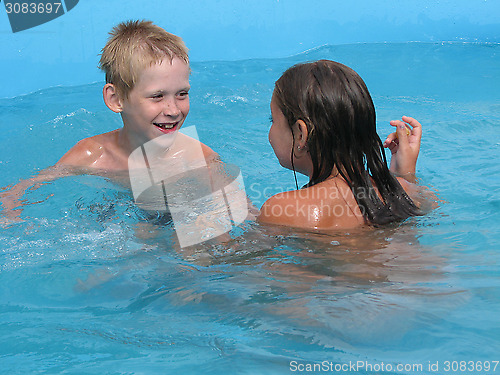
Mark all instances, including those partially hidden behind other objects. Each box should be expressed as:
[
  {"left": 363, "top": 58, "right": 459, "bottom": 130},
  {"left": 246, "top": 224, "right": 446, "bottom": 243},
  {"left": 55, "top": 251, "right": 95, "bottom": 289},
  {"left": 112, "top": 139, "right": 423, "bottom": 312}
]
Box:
[
  {"left": 59, "top": 19, "right": 216, "bottom": 170},
  {"left": 1, "top": 20, "right": 219, "bottom": 222}
]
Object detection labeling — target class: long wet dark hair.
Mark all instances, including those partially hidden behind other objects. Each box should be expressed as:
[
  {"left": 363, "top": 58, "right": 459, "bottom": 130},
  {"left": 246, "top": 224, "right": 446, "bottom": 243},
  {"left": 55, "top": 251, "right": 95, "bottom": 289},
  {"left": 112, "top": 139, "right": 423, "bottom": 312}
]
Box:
[{"left": 273, "top": 60, "right": 421, "bottom": 225}]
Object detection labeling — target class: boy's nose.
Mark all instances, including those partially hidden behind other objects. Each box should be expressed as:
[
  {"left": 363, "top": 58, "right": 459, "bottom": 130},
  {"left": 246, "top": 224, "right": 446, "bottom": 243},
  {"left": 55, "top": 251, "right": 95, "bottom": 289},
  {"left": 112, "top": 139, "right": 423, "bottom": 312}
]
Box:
[{"left": 163, "top": 100, "right": 181, "bottom": 117}]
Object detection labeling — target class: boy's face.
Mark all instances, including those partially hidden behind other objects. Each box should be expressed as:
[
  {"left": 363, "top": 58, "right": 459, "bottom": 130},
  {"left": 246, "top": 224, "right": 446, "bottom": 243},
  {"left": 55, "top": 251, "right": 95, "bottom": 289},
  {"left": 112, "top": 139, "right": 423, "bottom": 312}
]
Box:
[{"left": 121, "top": 57, "right": 190, "bottom": 145}]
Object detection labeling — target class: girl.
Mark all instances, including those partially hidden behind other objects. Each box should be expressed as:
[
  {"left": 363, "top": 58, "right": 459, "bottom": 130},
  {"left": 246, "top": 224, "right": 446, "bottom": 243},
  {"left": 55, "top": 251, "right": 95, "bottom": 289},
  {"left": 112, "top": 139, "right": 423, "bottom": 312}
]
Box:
[{"left": 259, "top": 60, "right": 424, "bottom": 229}]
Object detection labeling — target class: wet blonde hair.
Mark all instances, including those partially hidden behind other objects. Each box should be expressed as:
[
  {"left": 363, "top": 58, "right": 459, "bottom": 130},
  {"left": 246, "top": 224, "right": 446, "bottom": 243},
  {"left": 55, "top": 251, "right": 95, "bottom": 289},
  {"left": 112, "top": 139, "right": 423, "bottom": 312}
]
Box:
[{"left": 99, "top": 20, "right": 189, "bottom": 98}]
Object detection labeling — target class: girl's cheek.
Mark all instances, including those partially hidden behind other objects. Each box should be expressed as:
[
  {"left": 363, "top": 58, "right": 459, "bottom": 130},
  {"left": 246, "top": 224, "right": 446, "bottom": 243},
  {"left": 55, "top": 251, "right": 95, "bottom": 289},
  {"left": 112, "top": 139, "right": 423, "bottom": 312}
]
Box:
[{"left": 268, "top": 126, "right": 274, "bottom": 145}]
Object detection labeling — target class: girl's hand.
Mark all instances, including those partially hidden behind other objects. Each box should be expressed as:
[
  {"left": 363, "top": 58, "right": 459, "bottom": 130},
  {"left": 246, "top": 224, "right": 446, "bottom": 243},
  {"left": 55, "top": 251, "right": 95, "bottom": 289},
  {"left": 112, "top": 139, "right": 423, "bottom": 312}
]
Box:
[{"left": 383, "top": 116, "right": 422, "bottom": 183}]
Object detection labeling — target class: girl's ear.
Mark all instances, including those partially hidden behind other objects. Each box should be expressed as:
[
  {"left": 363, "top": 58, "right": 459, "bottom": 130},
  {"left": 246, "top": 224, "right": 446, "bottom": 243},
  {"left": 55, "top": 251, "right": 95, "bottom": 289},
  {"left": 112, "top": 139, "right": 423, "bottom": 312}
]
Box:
[
  {"left": 293, "top": 119, "right": 309, "bottom": 151},
  {"left": 103, "top": 83, "right": 123, "bottom": 113}
]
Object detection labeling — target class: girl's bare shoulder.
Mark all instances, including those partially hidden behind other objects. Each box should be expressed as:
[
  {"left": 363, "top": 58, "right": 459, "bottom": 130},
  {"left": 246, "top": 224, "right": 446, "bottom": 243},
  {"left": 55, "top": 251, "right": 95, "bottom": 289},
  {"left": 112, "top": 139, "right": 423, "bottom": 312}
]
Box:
[{"left": 258, "top": 182, "right": 364, "bottom": 230}]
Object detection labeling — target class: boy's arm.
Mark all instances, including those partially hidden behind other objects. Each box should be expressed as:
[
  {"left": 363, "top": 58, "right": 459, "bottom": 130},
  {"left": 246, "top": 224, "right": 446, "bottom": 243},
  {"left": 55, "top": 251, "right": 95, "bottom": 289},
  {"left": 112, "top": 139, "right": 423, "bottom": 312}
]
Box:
[
  {"left": 0, "top": 139, "right": 95, "bottom": 223},
  {"left": 383, "top": 116, "right": 422, "bottom": 184},
  {"left": 0, "top": 166, "right": 74, "bottom": 223}
]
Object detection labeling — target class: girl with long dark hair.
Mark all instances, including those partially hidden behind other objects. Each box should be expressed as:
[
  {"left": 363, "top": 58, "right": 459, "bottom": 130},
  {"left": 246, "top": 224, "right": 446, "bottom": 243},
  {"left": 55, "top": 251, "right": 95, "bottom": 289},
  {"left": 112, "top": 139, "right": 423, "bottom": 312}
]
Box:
[{"left": 259, "top": 60, "right": 424, "bottom": 229}]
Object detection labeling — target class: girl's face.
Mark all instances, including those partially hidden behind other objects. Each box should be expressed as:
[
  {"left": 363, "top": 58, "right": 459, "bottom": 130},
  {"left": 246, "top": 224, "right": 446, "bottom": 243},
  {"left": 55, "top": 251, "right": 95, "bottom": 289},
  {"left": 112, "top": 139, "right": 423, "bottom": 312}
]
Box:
[
  {"left": 268, "top": 94, "right": 313, "bottom": 176},
  {"left": 269, "top": 94, "right": 294, "bottom": 169}
]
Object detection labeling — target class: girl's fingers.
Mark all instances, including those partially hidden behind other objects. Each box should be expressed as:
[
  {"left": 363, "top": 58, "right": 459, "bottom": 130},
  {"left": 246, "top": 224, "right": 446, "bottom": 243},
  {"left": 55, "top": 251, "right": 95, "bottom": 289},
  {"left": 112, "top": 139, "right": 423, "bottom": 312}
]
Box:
[
  {"left": 386, "top": 142, "right": 397, "bottom": 152},
  {"left": 387, "top": 116, "right": 422, "bottom": 150},
  {"left": 401, "top": 116, "right": 422, "bottom": 138},
  {"left": 395, "top": 122, "right": 410, "bottom": 146},
  {"left": 390, "top": 120, "right": 411, "bottom": 139},
  {"left": 389, "top": 120, "right": 401, "bottom": 128},
  {"left": 401, "top": 116, "right": 421, "bottom": 129},
  {"left": 383, "top": 131, "right": 397, "bottom": 147}
]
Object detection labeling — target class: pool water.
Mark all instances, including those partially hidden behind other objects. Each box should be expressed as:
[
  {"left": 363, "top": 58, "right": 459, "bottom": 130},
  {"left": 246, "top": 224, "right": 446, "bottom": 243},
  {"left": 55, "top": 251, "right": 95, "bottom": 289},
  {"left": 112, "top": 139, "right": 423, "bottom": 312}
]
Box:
[{"left": 1, "top": 43, "right": 500, "bottom": 374}]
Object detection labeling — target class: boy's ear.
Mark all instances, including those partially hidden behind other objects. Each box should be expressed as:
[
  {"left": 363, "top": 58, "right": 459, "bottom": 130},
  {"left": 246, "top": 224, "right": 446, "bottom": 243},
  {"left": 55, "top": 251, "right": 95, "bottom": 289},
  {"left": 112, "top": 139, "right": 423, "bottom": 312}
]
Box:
[
  {"left": 103, "top": 83, "right": 123, "bottom": 113},
  {"left": 293, "top": 119, "right": 309, "bottom": 150}
]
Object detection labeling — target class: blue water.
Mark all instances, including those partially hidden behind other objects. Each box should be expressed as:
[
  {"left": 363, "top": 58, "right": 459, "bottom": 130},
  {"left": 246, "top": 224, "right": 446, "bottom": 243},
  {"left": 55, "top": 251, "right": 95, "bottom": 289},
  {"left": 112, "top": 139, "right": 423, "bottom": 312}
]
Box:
[{"left": 1, "top": 43, "right": 500, "bottom": 374}]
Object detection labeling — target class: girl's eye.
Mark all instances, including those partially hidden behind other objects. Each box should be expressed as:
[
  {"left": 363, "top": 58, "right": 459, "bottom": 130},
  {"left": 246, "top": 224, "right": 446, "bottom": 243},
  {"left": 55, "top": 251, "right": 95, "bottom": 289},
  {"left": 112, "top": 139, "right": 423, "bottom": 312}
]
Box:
[
  {"left": 178, "top": 91, "right": 189, "bottom": 99},
  {"left": 151, "top": 94, "right": 163, "bottom": 100}
]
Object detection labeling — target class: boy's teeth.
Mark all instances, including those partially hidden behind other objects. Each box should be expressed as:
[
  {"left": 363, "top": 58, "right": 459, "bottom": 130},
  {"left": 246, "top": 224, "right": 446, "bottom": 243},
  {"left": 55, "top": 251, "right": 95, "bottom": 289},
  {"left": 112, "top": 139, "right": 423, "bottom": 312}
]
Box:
[{"left": 155, "top": 123, "right": 175, "bottom": 129}]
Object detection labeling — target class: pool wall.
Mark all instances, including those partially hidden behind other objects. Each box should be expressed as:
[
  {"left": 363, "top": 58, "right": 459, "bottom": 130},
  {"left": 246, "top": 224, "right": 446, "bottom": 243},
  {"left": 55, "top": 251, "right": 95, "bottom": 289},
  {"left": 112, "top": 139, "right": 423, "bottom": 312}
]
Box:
[{"left": 1, "top": 0, "right": 499, "bottom": 98}]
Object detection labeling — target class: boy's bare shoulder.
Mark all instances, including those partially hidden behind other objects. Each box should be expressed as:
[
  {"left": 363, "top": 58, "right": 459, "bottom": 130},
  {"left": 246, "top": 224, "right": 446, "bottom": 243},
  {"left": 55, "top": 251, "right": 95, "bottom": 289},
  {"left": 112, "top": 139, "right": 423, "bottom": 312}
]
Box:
[
  {"left": 176, "top": 132, "right": 219, "bottom": 162},
  {"left": 56, "top": 131, "right": 118, "bottom": 167}
]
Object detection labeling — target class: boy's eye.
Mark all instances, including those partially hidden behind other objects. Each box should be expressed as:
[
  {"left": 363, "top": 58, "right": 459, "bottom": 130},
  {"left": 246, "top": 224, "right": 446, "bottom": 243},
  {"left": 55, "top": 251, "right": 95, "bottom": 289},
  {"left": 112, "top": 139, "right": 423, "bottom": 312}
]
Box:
[
  {"left": 177, "top": 91, "right": 189, "bottom": 98},
  {"left": 151, "top": 94, "right": 163, "bottom": 100}
]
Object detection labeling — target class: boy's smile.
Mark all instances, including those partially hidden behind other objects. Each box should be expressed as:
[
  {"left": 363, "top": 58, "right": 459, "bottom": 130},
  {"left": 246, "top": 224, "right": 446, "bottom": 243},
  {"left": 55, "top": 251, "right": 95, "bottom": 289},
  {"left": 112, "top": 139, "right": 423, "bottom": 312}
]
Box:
[{"left": 120, "top": 56, "right": 190, "bottom": 146}]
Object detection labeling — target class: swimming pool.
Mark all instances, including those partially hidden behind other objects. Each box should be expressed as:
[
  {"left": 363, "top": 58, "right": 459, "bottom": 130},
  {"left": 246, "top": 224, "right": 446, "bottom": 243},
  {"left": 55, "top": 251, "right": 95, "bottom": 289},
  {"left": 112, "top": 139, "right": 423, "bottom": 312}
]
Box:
[{"left": 1, "top": 42, "right": 499, "bottom": 374}]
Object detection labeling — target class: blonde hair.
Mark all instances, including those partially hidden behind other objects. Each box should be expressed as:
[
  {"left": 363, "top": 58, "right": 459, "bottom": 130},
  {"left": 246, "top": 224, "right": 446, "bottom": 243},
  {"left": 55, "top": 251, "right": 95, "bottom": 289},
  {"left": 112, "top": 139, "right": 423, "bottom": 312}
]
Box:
[{"left": 99, "top": 20, "right": 189, "bottom": 98}]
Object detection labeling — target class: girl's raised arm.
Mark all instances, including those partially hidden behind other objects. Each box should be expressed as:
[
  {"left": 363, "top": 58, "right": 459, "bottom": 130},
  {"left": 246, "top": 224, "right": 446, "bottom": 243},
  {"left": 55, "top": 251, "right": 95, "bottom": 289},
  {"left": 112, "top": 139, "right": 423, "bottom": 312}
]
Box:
[{"left": 383, "top": 115, "right": 422, "bottom": 183}]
